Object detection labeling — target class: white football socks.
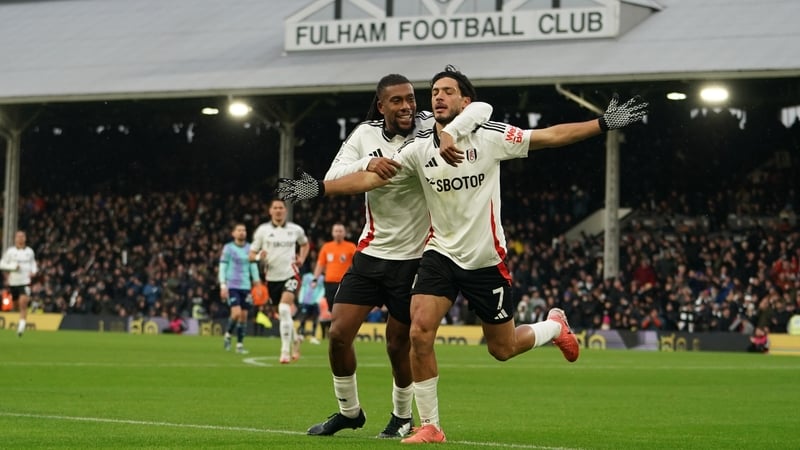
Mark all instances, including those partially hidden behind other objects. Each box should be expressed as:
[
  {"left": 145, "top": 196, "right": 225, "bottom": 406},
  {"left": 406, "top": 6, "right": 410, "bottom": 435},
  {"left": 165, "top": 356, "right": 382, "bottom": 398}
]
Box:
[
  {"left": 278, "top": 303, "right": 292, "bottom": 355},
  {"left": 527, "top": 320, "right": 561, "bottom": 348},
  {"left": 413, "top": 376, "right": 440, "bottom": 429},
  {"left": 392, "top": 381, "right": 414, "bottom": 419},
  {"left": 333, "top": 374, "right": 361, "bottom": 418}
]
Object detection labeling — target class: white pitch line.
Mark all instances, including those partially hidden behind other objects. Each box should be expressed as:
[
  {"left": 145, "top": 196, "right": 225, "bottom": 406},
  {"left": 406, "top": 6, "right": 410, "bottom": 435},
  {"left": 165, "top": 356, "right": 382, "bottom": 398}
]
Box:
[
  {"left": 0, "top": 412, "right": 580, "bottom": 449},
  {"left": 0, "top": 411, "right": 303, "bottom": 435},
  {"left": 1, "top": 359, "right": 798, "bottom": 371}
]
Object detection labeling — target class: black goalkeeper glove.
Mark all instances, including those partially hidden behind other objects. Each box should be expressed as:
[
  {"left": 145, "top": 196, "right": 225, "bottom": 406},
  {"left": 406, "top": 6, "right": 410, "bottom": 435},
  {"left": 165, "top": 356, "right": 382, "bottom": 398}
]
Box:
[
  {"left": 599, "top": 93, "right": 648, "bottom": 131},
  {"left": 276, "top": 171, "right": 325, "bottom": 203}
]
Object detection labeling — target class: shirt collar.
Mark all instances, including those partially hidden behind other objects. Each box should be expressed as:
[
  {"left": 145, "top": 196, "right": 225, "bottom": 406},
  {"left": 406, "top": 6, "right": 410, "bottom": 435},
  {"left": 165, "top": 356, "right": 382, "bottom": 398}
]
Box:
[{"left": 382, "top": 122, "right": 411, "bottom": 141}]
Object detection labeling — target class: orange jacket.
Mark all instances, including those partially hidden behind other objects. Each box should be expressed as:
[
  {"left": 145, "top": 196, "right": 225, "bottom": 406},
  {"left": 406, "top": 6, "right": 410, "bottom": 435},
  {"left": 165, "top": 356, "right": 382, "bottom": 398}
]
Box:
[{"left": 316, "top": 240, "right": 357, "bottom": 283}]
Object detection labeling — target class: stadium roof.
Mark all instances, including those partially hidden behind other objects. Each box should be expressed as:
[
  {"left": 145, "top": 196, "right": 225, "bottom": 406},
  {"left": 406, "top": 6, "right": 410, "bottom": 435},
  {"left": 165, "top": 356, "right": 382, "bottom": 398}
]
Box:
[{"left": 0, "top": 0, "right": 798, "bottom": 105}]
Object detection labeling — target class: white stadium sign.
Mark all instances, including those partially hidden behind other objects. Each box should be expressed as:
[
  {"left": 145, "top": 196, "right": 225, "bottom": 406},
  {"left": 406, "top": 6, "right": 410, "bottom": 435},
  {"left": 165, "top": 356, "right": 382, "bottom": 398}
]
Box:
[{"left": 285, "top": 0, "right": 620, "bottom": 51}]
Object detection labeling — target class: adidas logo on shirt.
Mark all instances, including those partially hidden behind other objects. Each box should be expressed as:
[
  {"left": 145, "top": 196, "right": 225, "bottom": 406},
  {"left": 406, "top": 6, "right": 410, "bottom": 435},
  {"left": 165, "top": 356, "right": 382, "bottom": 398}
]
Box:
[
  {"left": 367, "top": 148, "right": 384, "bottom": 158},
  {"left": 424, "top": 157, "right": 438, "bottom": 168}
]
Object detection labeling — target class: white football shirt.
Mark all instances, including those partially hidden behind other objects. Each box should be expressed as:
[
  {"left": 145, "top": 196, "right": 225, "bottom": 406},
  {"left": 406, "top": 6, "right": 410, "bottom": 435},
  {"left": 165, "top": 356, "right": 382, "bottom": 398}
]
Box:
[
  {"left": 0, "top": 246, "right": 38, "bottom": 286},
  {"left": 324, "top": 103, "right": 492, "bottom": 260},
  {"left": 325, "top": 112, "right": 433, "bottom": 260},
  {"left": 393, "top": 121, "right": 532, "bottom": 270},
  {"left": 251, "top": 221, "right": 308, "bottom": 281}
]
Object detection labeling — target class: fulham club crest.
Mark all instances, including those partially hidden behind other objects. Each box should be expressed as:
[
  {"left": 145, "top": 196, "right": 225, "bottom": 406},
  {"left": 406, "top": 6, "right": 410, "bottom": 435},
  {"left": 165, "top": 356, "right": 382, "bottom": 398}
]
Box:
[{"left": 465, "top": 148, "right": 478, "bottom": 163}]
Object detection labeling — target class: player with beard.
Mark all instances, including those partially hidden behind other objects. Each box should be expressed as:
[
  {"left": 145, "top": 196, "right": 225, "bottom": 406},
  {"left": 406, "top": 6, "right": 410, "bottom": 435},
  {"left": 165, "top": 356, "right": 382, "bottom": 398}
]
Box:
[
  {"left": 306, "top": 73, "right": 492, "bottom": 438},
  {"left": 281, "top": 66, "right": 647, "bottom": 443}
]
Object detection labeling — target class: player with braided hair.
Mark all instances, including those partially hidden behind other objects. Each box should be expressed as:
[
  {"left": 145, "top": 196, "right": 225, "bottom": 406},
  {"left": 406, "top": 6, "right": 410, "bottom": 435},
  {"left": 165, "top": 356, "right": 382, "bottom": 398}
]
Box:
[
  {"left": 280, "top": 65, "right": 647, "bottom": 443},
  {"left": 305, "top": 73, "right": 492, "bottom": 439}
]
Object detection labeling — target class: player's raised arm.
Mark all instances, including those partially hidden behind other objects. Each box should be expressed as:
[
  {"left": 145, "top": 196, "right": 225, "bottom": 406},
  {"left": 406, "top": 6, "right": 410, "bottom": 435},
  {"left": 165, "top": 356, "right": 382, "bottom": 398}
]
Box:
[
  {"left": 277, "top": 170, "right": 389, "bottom": 203},
  {"left": 529, "top": 93, "right": 648, "bottom": 151}
]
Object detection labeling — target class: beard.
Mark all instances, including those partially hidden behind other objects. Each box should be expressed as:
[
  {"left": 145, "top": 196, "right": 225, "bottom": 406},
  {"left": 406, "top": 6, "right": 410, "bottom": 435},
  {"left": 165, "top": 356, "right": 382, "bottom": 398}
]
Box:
[
  {"left": 434, "top": 108, "right": 459, "bottom": 125},
  {"left": 387, "top": 117, "right": 415, "bottom": 136}
]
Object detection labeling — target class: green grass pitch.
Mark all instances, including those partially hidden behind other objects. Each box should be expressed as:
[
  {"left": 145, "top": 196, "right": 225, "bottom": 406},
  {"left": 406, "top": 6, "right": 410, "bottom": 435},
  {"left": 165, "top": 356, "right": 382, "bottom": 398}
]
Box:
[{"left": 1, "top": 329, "right": 797, "bottom": 449}]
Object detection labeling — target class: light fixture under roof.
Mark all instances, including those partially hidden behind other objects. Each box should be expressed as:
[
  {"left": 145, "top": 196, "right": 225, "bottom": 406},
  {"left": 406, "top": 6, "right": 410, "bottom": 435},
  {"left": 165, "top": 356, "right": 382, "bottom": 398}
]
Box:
[
  {"left": 201, "top": 107, "right": 219, "bottom": 115},
  {"left": 666, "top": 92, "right": 686, "bottom": 100},
  {"left": 228, "top": 101, "right": 252, "bottom": 117},
  {"left": 700, "top": 86, "right": 729, "bottom": 103}
]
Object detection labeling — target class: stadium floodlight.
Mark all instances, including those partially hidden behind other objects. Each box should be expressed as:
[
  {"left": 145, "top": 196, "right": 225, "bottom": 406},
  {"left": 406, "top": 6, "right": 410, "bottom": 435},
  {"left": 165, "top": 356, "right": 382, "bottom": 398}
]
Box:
[
  {"left": 201, "top": 107, "right": 219, "bottom": 115},
  {"left": 666, "top": 92, "right": 687, "bottom": 101},
  {"left": 699, "top": 86, "right": 729, "bottom": 103},
  {"left": 228, "top": 101, "right": 252, "bottom": 117}
]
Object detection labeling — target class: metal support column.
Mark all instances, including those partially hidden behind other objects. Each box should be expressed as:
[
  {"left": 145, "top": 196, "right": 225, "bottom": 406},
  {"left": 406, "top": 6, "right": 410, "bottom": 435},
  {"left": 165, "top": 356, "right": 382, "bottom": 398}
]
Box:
[
  {"left": 260, "top": 99, "right": 319, "bottom": 222},
  {"left": 602, "top": 130, "right": 621, "bottom": 279},
  {"left": 277, "top": 121, "right": 296, "bottom": 219},
  {"left": 2, "top": 129, "right": 21, "bottom": 251},
  {"left": 555, "top": 84, "right": 621, "bottom": 279}
]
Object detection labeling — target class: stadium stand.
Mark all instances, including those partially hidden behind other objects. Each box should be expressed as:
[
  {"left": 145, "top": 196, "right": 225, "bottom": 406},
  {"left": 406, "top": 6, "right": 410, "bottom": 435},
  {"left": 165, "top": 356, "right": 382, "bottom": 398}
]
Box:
[{"left": 14, "top": 119, "right": 799, "bottom": 336}]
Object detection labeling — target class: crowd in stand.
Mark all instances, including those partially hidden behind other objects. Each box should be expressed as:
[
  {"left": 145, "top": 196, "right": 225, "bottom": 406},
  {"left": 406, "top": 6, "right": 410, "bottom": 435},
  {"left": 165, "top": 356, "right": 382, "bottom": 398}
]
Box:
[
  {"left": 9, "top": 106, "right": 800, "bottom": 336},
  {"left": 12, "top": 170, "right": 799, "bottom": 336}
]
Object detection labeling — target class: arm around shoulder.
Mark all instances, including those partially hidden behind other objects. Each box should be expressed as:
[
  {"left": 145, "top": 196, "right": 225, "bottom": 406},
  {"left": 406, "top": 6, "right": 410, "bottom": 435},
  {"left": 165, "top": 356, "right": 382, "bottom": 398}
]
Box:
[{"left": 441, "top": 101, "right": 493, "bottom": 139}]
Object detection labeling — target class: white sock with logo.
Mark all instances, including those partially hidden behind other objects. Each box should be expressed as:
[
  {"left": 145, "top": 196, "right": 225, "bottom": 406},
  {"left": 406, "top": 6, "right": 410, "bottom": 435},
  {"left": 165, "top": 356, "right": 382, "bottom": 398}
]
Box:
[
  {"left": 413, "top": 376, "right": 440, "bottom": 429},
  {"left": 278, "top": 303, "right": 292, "bottom": 355},
  {"left": 333, "top": 374, "right": 361, "bottom": 418},
  {"left": 527, "top": 320, "right": 561, "bottom": 348},
  {"left": 392, "top": 381, "right": 414, "bottom": 419}
]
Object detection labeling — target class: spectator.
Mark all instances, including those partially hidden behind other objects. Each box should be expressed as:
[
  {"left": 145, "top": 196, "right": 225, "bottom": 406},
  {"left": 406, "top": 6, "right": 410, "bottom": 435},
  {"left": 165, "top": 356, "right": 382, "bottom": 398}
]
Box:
[{"left": 747, "top": 326, "right": 770, "bottom": 353}]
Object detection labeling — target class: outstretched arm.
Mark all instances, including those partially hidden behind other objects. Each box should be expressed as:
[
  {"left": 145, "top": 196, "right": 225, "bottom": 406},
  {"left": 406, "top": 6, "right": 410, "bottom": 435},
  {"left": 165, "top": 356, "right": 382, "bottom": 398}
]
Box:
[
  {"left": 277, "top": 171, "right": 389, "bottom": 202},
  {"left": 529, "top": 93, "right": 647, "bottom": 151},
  {"left": 325, "top": 171, "right": 389, "bottom": 195},
  {"left": 528, "top": 120, "right": 603, "bottom": 151}
]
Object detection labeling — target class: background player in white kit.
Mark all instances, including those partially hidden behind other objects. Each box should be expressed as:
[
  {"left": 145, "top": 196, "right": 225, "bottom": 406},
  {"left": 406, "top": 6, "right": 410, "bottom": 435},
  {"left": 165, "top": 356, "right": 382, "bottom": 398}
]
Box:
[
  {"left": 249, "top": 198, "right": 310, "bottom": 364},
  {"left": 279, "top": 65, "right": 648, "bottom": 443},
  {"left": 306, "top": 73, "right": 492, "bottom": 438},
  {"left": 0, "top": 230, "right": 39, "bottom": 337}
]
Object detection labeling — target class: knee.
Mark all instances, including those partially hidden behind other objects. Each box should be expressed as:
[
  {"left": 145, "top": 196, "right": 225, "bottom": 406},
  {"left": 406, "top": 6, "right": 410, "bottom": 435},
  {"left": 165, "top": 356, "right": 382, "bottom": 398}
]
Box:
[
  {"left": 408, "top": 324, "right": 437, "bottom": 352},
  {"left": 277, "top": 303, "right": 292, "bottom": 320},
  {"left": 327, "top": 327, "right": 350, "bottom": 351},
  {"left": 386, "top": 332, "right": 410, "bottom": 357},
  {"left": 487, "top": 344, "right": 513, "bottom": 362}
]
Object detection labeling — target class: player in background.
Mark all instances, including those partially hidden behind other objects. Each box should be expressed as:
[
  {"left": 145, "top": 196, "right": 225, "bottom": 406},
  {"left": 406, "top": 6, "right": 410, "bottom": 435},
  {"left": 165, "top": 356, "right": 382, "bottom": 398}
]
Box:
[
  {"left": 219, "top": 223, "right": 262, "bottom": 354},
  {"left": 0, "top": 230, "right": 38, "bottom": 337},
  {"left": 310, "top": 222, "right": 356, "bottom": 344},
  {"left": 279, "top": 65, "right": 648, "bottom": 443},
  {"left": 305, "top": 73, "right": 492, "bottom": 438},
  {"left": 249, "top": 198, "right": 309, "bottom": 364},
  {"left": 297, "top": 271, "right": 325, "bottom": 343}
]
